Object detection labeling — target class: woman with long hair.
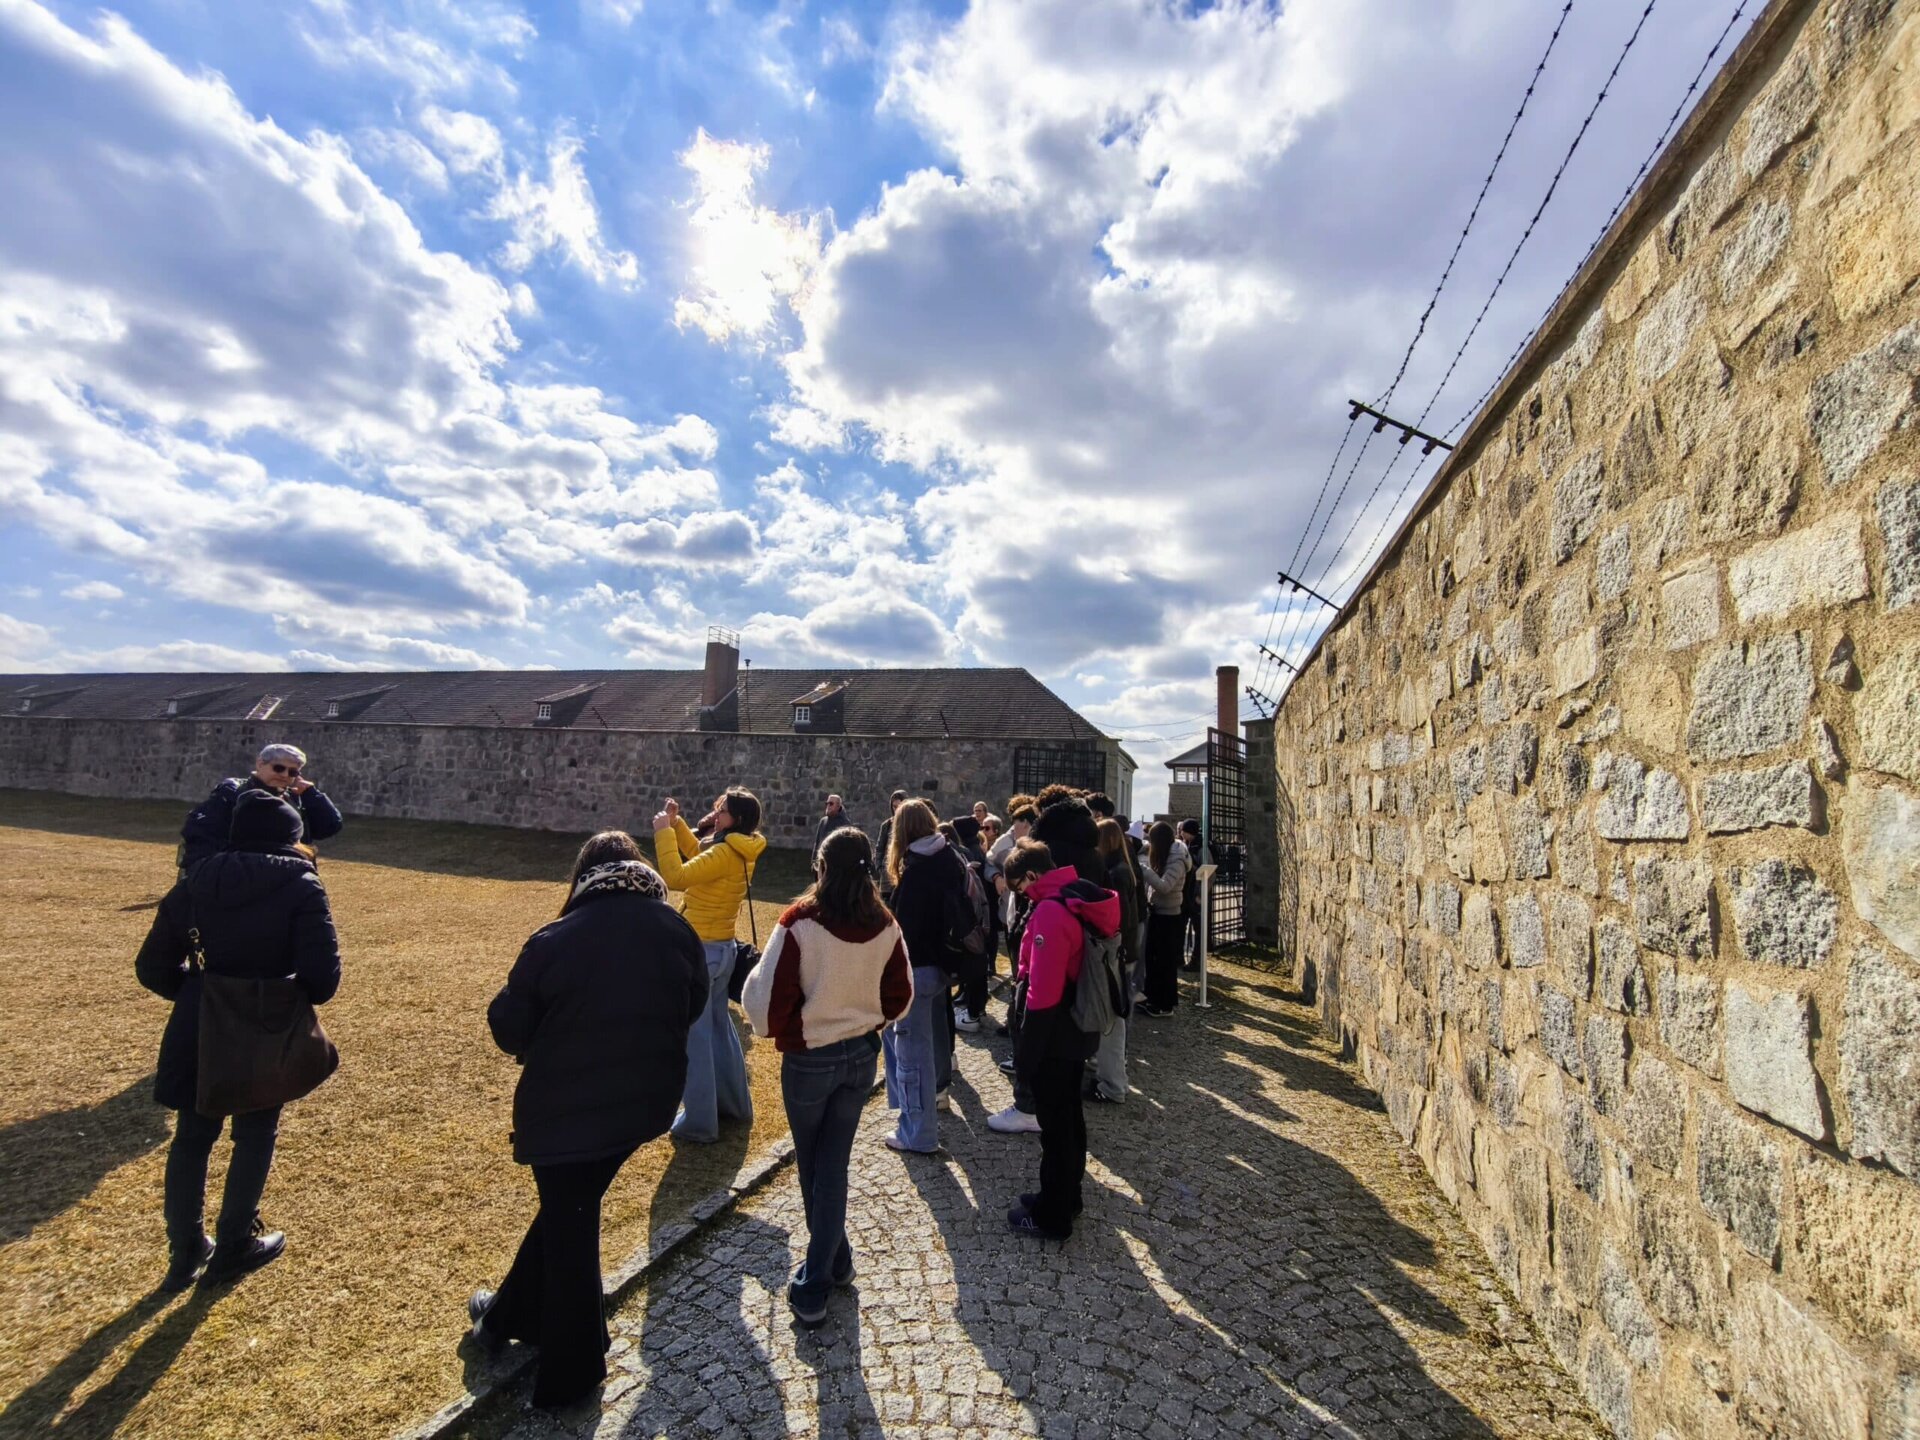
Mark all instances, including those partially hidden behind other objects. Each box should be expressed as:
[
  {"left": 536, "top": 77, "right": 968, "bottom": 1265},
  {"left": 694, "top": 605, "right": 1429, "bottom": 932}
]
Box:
[
  {"left": 652, "top": 788, "right": 766, "bottom": 1142},
  {"left": 881, "top": 799, "right": 967, "bottom": 1152},
  {"left": 742, "top": 828, "right": 913, "bottom": 1325},
  {"left": 136, "top": 791, "right": 342, "bottom": 1290},
  {"left": 1137, "top": 821, "right": 1191, "bottom": 1016},
  {"left": 471, "top": 831, "right": 707, "bottom": 1408}
]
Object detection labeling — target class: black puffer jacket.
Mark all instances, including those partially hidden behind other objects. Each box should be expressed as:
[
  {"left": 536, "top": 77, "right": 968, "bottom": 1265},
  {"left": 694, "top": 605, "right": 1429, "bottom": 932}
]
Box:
[
  {"left": 488, "top": 891, "right": 709, "bottom": 1166},
  {"left": 181, "top": 778, "right": 344, "bottom": 870},
  {"left": 890, "top": 838, "right": 970, "bottom": 972},
  {"left": 136, "top": 849, "right": 343, "bottom": 1111}
]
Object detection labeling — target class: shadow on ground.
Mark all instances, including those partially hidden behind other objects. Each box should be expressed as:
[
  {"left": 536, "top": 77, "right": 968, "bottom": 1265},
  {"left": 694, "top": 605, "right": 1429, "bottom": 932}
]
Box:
[{"left": 0, "top": 1078, "right": 170, "bottom": 1247}]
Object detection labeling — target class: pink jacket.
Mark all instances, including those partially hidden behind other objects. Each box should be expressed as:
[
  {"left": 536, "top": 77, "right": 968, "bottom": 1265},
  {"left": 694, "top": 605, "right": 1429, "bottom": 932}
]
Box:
[{"left": 1019, "top": 866, "right": 1122, "bottom": 1012}]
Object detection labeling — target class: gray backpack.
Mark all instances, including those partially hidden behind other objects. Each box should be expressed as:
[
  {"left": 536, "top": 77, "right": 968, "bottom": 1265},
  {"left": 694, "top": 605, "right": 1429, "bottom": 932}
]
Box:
[{"left": 1054, "top": 903, "right": 1128, "bottom": 1036}]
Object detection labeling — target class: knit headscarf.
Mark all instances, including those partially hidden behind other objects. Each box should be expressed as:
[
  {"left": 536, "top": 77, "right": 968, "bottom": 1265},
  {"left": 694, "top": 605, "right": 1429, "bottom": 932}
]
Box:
[{"left": 570, "top": 859, "right": 669, "bottom": 906}]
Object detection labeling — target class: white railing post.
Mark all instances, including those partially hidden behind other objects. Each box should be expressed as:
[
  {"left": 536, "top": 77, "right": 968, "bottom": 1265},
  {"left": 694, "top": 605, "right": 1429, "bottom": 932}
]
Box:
[{"left": 1194, "top": 863, "right": 1218, "bottom": 1009}]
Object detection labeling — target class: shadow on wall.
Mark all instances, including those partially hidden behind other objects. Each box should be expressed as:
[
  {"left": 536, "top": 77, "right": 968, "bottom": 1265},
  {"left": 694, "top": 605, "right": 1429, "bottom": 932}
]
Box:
[
  {"left": 1276, "top": 774, "right": 1300, "bottom": 987},
  {"left": 0, "top": 1077, "right": 171, "bottom": 1247}
]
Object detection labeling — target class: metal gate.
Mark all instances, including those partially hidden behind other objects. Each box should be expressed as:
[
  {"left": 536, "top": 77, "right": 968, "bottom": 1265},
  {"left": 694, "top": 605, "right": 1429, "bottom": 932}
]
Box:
[
  {"left": 1012, "top": 742, "right": 1108, "bottom": 798},
  {"left": 1205, "top": 727, "right": 1247, "bottom": 946}
]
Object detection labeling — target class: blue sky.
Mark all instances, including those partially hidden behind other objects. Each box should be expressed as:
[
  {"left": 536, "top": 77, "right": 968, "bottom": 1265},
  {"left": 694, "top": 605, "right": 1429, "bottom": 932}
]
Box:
[{"left": 0, "top": 0, "right": 1756, "bottom": 813}]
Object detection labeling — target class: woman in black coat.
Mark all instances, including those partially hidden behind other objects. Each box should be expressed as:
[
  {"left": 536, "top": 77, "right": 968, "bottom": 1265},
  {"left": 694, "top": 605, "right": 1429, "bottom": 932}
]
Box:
[
  {"left": 136, "top": 790, "right": 342, "bottom": 1291},
  {"left": 469, "top": 831, "right": 708, "bottom": 1410}
]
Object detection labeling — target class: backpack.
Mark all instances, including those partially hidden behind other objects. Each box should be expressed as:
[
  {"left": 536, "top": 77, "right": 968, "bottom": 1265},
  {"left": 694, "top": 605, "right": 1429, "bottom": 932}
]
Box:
[
  {"left": 941, "top": 856, "right": 992, "bottom": 971},
  {"left": 1052, "top": 901, "right": 1129, "bottom": 1037}
]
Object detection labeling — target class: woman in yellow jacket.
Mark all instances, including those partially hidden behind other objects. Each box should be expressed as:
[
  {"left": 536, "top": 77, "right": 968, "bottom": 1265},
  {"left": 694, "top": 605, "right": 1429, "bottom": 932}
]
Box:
[{"left": 653, "top": 789, "right": 767, "bottom": 1142}]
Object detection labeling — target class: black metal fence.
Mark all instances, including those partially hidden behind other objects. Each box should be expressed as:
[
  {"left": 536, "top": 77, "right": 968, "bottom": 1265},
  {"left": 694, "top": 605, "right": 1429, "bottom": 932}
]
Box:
[
  {"left": 1205, "top": 727, "right": 1247, "bottom": 946},
  {"left": 1012, "top": 742, "right": 1108, "bottom": 798}
]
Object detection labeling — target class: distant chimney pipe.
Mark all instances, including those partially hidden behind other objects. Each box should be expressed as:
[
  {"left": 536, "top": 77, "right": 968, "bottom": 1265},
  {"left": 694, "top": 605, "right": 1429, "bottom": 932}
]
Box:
[
  {"left": 701, "top": 627, "right": 740, "bottom": 708},
  {"left": 1216, "top": 664, "right": 1238, "bottom": 741}
]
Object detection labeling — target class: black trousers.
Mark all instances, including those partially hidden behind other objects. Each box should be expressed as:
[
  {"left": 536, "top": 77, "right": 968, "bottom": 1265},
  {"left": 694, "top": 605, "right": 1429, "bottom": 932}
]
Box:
[
  {"left": 1144, "top": 913, "right": 1185, "bottom": 1010},
  {"left": 486, "top": 1147, "right": 635, "bottom": 1408},
  {"left": 1028, "top": 1055, "right": 1085, "bottom": 1234},
  {"left": 164, "top": 1104, "right": 281, "bottom": 1253}
]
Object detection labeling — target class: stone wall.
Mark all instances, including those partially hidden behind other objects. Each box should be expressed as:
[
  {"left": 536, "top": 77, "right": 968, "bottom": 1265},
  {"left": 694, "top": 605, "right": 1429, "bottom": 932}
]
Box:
[
  {"left": 0, "top": 717, "right": 1108, "bottom": 850},
  {"left": 1269, "top": 2, "right": 1920, "bottom": 1436}
]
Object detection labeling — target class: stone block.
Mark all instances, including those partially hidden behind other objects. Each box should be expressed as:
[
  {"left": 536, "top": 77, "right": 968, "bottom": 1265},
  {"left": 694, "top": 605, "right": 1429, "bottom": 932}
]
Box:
[
  {"left": 1658, "top": 959, "right": 1723, "bottom": 1077},
  {"left": 1824, "top": 147, "right": 1920, "bottom": 322},
  {"left": 1634, "top": 856, "right": 1715, "bottom": 960},
  {"left": 1725, "top": 982, "right": 1827, "bottom": 1140},
  {"left": 1598, "top": 1244, "right": 1661, "bottom": 1372},
  {"left": 1425, "top": 879, "right": 1461, "bottom": 936},
  {"left": 1626, "top": 1056, "right": 1684, "bottom": 1173},
  {"left": 1718, "top": 196, "right": 1792, "bottom": 301},
  {"left": 1595, "top": 917, "right": 1650, "bottom": 1015},
  {"left": 1843, "top": 941, "right": 1920, "bottom": 1176},
  {"left": 1741, "top": 48, "right": 1819, "bottom": 178},
  {"left": 1561, "top": 1092, "right": 1602, "bottom": 1200},
  {"left": 1635, "top": 1189, "right": 1727, "bottom": 1342},
  {"left": 1595, "top": 525, "right": 1631, "bottom": 601},
  {"left": 1463, "top": 890, "right": 1500, "bottom": 971},
  {"left": 1636, "top": 278, "right": 1705, "bottom": 383},
  {"left": 1879, "top": 476, "right": 1920, "bottom": 611},
  {"left": 1696, "top": 1093, "right": 1782, "bottom": 1261},
  {"left": 1790, "top": 1148, "right": 1920, "bottom": 1347},
  {"left": 1507, "top": 892, "right": 1546, "bottom": 970},
  {"left": 1729, "top": 858, "right": 1840, "bottom": 969},
  {"left": 1550, "top": 575, "right": 1590, "bottom": 641},
  {"left": 1551, "top": 450, "right": 1605, "bottom": 563},
  {"left": 1731, "top": 1281, "right": 1871, "bottom": 1440},
  {"left": 1858, "top": 640, "right": 1920, "bottom": 784},
  {"left": 1729, "top": 512, "right": 1871, "bottom": 621},
  {"left": 1556, "top": 816, "right": 1599, "bottom": 897},
  {"left": 1693, "top": 410, "right": 1803, "bottom": 541},
  {"left": 1660, "top": 559, "right": 1723, "bottom": 651},
  {"left": 1809, "top": 320, "right": 1920, "bottom": 489},
  {"left": 1507, "top": 797, "right": 1550, "bottom": 880},
  {"left": 1638, "top": 496, "right": 1693, "bottom": 578},
  {"left": 1700, "top": 760, "right": 1817, "bottom": 834},
  {"left": 1686, "top": 632, "right": 1814, "bottom": 761},
  {"left": 1813, "top": 716, "right": 1845, "bottom": 779},
  {"left": 1844, "top": 779, "right": 1920, "bottom": 960},
  {"left": 1584, "top": 1015, "right": 1629, "bottom": 1118},
  {"left": 1548, "top": 893, "right": 1593, "bottom": 999},
  {"left": 1594, "top": 752, "right": 1691, "bottom": 840},
  {"left": 1669, "top": 351, "right": 1735, "bottom": 461},
  {"left": 1582, "top": 1334, "right": 1636, "bottom": 1440},
  {"left": 1540, "top": 987, "right": 1582, "bottom": 1078},
  {"left": 1489, "top": 723, "right": 1539, "bottom": 795}
]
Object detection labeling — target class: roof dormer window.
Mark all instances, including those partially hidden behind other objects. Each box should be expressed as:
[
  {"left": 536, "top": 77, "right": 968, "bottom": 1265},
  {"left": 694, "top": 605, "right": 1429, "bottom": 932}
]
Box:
[
  {"left": 537, "top": 702, "right": 553, "bottom": 721},
  {"left": 326, "top": 701, "right": 340, "bottom": 718},
  {"left": 793, "top": 704, "right": 810, "bottom": 725},
  {"left": 166, "top": 699, "right": 179, "bottom": 716}
]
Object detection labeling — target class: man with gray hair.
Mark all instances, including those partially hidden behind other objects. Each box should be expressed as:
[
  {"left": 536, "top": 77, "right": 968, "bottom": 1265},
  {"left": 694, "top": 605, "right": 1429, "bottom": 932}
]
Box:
[
  {"left": 180, "top": 743, "right": 343, "bottom": 871},
  {"left": 812, "top": 793, "right": 853, "bottom": 857}
]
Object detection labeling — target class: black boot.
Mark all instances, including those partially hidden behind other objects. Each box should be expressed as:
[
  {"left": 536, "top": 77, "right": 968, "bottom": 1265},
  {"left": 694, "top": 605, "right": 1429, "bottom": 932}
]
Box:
[
  {"left": 202, "top": 1217, "right": 285, "bottom": 1285},
  {"left": 160, "top": 1235, "right": 213, "bottom": 1294},
  {"left": 466, "top": 1289, "right": 509, "bottom": 1356}
]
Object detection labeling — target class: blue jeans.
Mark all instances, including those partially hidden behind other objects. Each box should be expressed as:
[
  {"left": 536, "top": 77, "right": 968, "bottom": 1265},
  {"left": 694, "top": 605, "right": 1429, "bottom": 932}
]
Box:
[
  {"left": 782, "top": 1034, "right": 880, "bottom": 1311},
  {"left": 674, "top": 940, "right": 753, "bottom": 1142},
  {"left": 883, "top": 965, "right": 947, "bottom": 1151}
]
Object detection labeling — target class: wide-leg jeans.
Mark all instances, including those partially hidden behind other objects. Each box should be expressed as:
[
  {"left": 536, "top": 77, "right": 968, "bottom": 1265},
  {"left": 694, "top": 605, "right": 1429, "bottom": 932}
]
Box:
[
  {"left": 882, "top": 965, "right": 947, "bottom": 1151},
  {"left": 674, "top": 939, "right": 753, "bottom": 1142},
  {"left": 782, "top": 1034, "right": 880, "bottom": 1310}
]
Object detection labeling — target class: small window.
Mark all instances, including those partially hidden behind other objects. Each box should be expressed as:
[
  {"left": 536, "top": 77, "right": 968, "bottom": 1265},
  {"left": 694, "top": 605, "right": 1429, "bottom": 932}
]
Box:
[
  {"left": 325, "top": 700, "right": 340, "bottom": 718},
  {"left": 793, "top": 704, "right": 810, "bottom": 724},
  {"left": 15, "top": 699, "right": 29, "bottom": 713},
  {"left": 536, "top": 702, "right": 553, "bottom": 721},
  {"left": 166, "top": 699, "right": 179, "bottom": 716}
]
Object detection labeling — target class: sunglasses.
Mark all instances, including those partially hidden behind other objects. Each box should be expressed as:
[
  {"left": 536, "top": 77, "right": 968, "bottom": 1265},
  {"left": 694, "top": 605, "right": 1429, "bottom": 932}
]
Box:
[{"left": 269, "top": 763, "right": 303, "bottom": 777}]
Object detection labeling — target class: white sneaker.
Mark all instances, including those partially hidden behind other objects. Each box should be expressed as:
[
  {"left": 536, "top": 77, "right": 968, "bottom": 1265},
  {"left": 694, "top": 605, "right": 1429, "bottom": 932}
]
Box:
[
  {"left": 954, "top": 1008, "right": 981, "bottom": 1033},
  {"left": 987, "top": 1105, "right": 1041, "bottom": 1134},
  {"left": 935, "top": 1089, "right": 952, "bottom": 1113}
]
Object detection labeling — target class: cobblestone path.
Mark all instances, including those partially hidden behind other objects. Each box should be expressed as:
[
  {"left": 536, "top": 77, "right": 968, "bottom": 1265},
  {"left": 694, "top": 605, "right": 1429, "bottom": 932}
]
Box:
[{"left": 498, "top": 963, "right": 1605, "bottom": 1439}]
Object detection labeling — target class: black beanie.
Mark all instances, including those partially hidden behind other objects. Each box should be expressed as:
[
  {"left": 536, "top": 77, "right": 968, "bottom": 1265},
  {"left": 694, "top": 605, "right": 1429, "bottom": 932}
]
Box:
[
  {"left": 951, "top": 815, "right": 982, "bottom": 846},
  {"left": 230, "top": 790, "right": 303, "bottom": 852}
]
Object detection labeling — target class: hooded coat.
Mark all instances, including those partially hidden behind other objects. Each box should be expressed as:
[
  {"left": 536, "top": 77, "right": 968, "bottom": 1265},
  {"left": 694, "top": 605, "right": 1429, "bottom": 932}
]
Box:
[
  {"left": 135, "top": 849, "right": 342, "bottom": 1111},
  {"left": 1030, "top": 797, "right": 1105, "bottom": 887},
  {"left": 890, "top": 832, "right": 970, "bottom": 972},
  {"left": 1013, "top": 866, "right": 1120, "bottom": 1079},
  {"left": 653, "top": 817, "right": 768, "bottom": 942}
]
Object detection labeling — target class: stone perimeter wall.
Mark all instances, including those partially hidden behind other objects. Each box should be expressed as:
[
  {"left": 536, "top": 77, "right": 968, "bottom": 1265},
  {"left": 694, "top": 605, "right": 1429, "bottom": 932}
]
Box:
[
  {"left": 1269, "top": 2, "right": 1920, "bottom": 1437},
  {"left": 0, "top": 717, "right": 1109, "bottom": 850}
]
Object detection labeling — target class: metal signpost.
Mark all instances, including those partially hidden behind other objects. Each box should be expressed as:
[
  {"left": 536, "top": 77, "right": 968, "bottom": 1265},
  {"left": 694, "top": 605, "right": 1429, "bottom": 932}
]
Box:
[{"left": 1194, "top": 863, "right": 1218, "bottom": 1008}]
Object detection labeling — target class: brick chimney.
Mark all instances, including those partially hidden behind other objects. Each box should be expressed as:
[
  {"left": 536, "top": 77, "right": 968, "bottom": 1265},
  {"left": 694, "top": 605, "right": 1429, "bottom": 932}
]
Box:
[
  {"left": 701, "top": 627, "right": 739, "bottom": 707},
  {"left": 1216, "top": 664, "right": 1238, "bottom": 740}
]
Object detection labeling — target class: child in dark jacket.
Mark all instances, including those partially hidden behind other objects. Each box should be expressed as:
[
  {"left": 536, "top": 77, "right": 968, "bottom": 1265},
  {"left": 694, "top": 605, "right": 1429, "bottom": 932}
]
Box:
[{"left": 1002, "top": 840, "right": 1120, "bottom": 1240}]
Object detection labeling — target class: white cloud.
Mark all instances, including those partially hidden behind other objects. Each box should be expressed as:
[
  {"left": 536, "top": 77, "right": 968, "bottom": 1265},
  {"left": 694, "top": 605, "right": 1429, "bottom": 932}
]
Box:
[
  {"left": 488, "top": 134, "right": 640, "bottom": 286},
  {"left": 356, "top": 127, "right": 451, "bottom": 188},
  {"left": 418, "top": 105, "right": 505, "bottom": 176},
  {"left": 61, "top": 581, "right": 124, "bottom": 601},
  {"left": 583, "top": 0, "right": 645, "bottom": 25},
  {"left": 0, "top": 610, "right": 53, "bottom": 668},
  {"left": 58, "top": 639, "right": 299, "bottom": 672},
  {"left": 674, "top": 130, "right": 823, "bottom": 344},
  {"left": 296, "top": 0, "right": 533, "bottom": 99}
]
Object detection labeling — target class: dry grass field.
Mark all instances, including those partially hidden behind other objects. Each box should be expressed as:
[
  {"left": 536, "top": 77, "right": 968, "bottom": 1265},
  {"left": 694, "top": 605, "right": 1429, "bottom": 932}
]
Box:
[{"left": 0, "top": 790, "right": 814, "bottom": 1439}]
